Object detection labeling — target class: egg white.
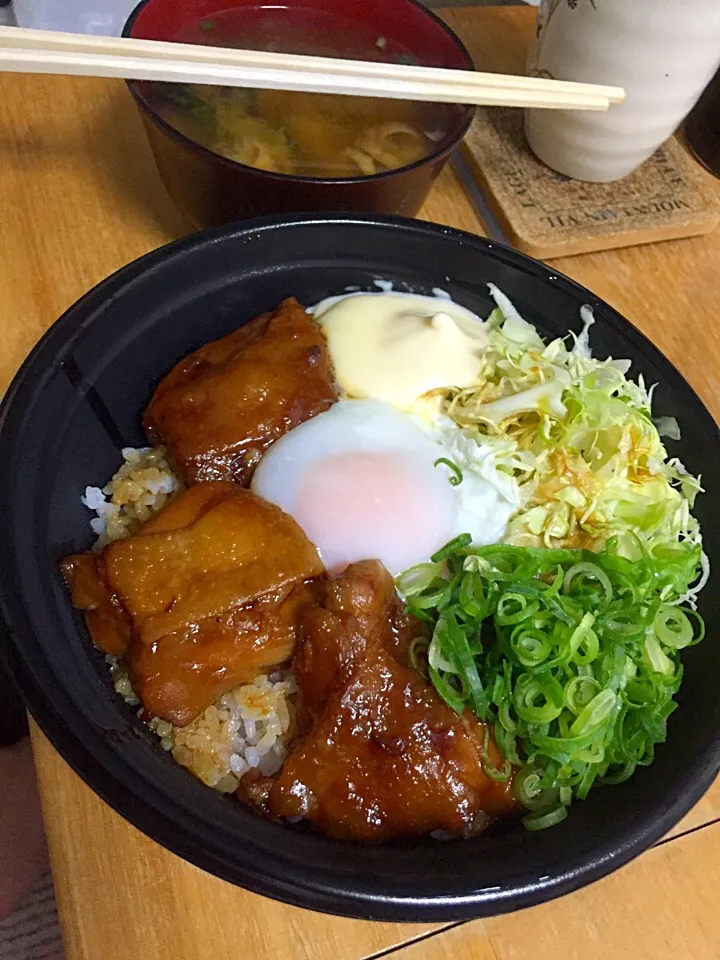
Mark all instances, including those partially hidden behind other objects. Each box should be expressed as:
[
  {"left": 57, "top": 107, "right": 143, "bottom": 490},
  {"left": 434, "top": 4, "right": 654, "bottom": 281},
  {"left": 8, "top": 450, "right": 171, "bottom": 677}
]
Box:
[{"left": 252, "top": 399, "right": 518, "bottom": 576}]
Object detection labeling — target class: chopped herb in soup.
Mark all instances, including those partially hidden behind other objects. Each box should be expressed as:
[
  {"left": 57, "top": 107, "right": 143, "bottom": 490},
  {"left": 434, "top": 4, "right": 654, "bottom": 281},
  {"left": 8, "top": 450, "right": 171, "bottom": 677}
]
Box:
[{"left": 142, "top": 7, "right": 463, "bottom": 178}]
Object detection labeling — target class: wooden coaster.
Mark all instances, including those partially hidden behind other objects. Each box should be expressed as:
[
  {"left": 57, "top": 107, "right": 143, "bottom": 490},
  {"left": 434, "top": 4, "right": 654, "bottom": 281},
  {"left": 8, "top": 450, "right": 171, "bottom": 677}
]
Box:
[{"left": 460, "top": 107, "right": 720, "bottom": 259}]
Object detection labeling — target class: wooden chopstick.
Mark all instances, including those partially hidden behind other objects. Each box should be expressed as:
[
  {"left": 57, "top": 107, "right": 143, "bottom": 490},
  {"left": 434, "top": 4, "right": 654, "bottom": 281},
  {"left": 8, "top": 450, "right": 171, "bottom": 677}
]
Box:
[
  {"left": 0, "top": 50, "right": 614, "bottom": 108},
  {"left": 0, "top": 26, "right": 625, "bottom": 110},
  {"left": 0, "top": 27, "right": 626, "bottom": 101}
]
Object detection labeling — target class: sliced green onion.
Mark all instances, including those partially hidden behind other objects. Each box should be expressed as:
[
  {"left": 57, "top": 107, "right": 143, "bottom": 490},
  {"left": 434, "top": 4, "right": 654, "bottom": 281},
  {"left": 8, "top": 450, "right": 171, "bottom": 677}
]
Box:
[
  {"left": 490, "top": 674, "right": 505, "bottom": 706},
  {"left": 408, "top": 607, "right": 435, "bottom": 625},
  {"left": 396, "top": 563, "right": 441, "bottom": 597},
  {"left": 510, "top": 626, "right": 551, "bottom": 667},
  {"left": 600, "top": 761, "right": 636, "bottom": 785},
  {"left": 497, "top": 592, "right": 540, "bottom": 626},
  {"left": 653, "top": 605, "right": 694, "bottom": 649},
  {"left": 459, "top": 573, "right": 487, "bottom": 619},
  {"left": 564, "top": 675, "right": 601, "bottom": 715},
  {"left": 643, "top": 634, "right": 675, "bottom": 676},
  {"left": 522, "top": 724, "right": 609, "bottom": 765},
  {"left": 683, "top": 606, "right": 705, "bottom": 645},
  {"left": 622, "top": 677, "right": 656, "bottom": 708},
  {"left": 429, "top": 664, "right": 465, "bottom": 713},
  {"left": 434, "top": 457, "right": 463, "bottom": 486},
  {"left": 522, "top": 804, "right": 569, "bottom": 831},
  {"left": 480, "top": 734, "right": 512, "bottom": 782},
  {"left": 545, "top": 594, "right": 576, "bottom": 626},
  {"left": 498, "top": 701, "right": 518, "bottom": 734},
  {"left": 408, "top": 636, "right": 429, "bottom": 674},
  {"left": 428, "top": 630, "right": 457, "bottom": 674},
  {"left": 572, "top": 626, "right": 600, "bottom": 665},
  {"left": 570, "top": 689, "right": 617, "bottom": 736},
  {"left": 563, "top": 562, "right": 613, "bottom": 605},
  {"left": 398, "top": 537, "right": 705, "bottom": 834},
  {"left": 568, "top": 612, "right": 596, "bottom": 658},
  {"left": 495, "top": 722, "right": 523, "bottom": 767},
  {"left": 513, "top": 765, "right": 555, "bottom": 809},
  {"left": 603, "top": 612, "right": 647, "bottom": 638},
  {"left": 514, "top": 673, "right": 564, "bottom": 724},
  {"left": 576, "top": 765, "right": 597, "bottom": 800},
  {"left": 407, "top": 582, "right": 451, "bottom": 610},
  {"left": 431, "top": 533, "right": 472, "bottom": 564},
  {"left": 440, "top": 610, "right": 489, "bottom": 717}
]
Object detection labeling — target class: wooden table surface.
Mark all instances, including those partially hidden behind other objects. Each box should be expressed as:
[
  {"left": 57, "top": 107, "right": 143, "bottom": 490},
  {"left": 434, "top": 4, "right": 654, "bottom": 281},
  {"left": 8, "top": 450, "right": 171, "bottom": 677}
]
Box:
[{"left": 1, "top": 6, "right": 719, "bottom": 959}]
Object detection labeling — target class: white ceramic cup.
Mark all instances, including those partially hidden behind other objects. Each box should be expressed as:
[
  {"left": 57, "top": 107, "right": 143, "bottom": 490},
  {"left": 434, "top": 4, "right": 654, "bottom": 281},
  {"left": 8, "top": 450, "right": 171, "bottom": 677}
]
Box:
[
  {"left": 525, "top": 0, "right": 720, "bottom": 182},
  {"left": 13, "top": 0, "right": 138, "bottom": 35}
]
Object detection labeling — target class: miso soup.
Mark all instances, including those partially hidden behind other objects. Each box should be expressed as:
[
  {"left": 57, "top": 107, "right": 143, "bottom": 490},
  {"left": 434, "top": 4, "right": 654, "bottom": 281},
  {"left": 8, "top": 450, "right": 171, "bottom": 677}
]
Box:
[{"left": 143, "top": 7, "right": 465, "bottom": 179}]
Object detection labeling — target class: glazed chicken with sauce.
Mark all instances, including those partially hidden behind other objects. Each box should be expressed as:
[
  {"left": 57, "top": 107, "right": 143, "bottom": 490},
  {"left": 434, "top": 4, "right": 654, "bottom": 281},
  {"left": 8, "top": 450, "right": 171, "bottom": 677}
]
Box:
[
  {"left": 61, "top": 489, "right": 517, "bottom": 839},
  {"left": 61, "top": 482, "right": 323, "bottom": 727},
  {"left": 144, "top": 297, "right": 337, "bottom": 485},
  {"left": 241, "top": 561, "right": 517, "bottom": 841},
  {"left": 60, "top": 294, "right": 520, "bottom": 841}
]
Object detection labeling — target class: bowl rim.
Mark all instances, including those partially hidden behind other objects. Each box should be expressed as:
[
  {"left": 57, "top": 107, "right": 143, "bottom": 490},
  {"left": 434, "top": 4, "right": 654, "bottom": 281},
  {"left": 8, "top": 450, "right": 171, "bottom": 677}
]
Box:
[
  {"left": 121, "top": 0, "right": 476, "bottom": 186},
  {"left": 1, "top": 212, "right": 719, "bottom": 922}
]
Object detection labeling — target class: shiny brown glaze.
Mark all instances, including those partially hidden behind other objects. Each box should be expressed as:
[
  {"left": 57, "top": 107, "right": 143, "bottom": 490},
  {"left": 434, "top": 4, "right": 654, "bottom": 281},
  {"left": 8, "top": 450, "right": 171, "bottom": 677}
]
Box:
[
  {"left": 128, "top": 584, "right": 315, "bottom": 727},
  {"left": 240, "top": 561, "right": 517, "bottom": 841},
  {"left": 143, "top": 297, "right": 337, "bottom": 485},
  {"left": 103, "top": 482, "right": 323, "bottom": 645},
  {"left": 59, "top": 553, "right": 132, "bottom": 657},
  {"left": 61, "top": 482, "right": 323, "bottom": 725}
]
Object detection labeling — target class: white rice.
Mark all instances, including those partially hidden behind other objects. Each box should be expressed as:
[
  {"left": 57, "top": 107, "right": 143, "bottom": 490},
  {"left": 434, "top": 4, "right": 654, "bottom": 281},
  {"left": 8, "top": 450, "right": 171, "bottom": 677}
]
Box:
[
  {"left": 150, "top": 670, "right": 296, "bottom": 793},
  {"left": 83, "top": 448, "right": 297, "bottom": 793},
  {"left": 84, "top": 446, "right": 181, "bottom": 550}
]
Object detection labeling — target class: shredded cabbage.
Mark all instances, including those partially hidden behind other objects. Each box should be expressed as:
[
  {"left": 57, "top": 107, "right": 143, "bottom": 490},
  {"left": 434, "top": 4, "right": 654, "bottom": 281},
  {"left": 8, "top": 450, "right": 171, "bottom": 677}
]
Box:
[{"left": 442, "top": 287, "right": 705, "bottom": 604}]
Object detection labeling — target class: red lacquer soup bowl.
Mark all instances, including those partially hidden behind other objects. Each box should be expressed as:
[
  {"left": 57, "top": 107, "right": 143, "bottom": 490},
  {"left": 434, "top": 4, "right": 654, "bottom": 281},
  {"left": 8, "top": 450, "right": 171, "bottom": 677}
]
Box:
[{"left": 123, "top": 0, "right": 474, "bottom": 227}]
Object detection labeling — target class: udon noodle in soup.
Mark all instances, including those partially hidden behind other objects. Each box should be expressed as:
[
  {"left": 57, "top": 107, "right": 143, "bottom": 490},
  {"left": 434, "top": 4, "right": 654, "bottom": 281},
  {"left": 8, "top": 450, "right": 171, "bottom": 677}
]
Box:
[{"left": 142, "top": 8, "right": 465, "bottom": 178}]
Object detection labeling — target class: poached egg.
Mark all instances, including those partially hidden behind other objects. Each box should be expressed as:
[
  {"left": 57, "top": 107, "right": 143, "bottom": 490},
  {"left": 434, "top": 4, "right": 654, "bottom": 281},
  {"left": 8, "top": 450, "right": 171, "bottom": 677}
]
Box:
[{"left": 252, "top": 398, "right": 515, "bottom": 576}]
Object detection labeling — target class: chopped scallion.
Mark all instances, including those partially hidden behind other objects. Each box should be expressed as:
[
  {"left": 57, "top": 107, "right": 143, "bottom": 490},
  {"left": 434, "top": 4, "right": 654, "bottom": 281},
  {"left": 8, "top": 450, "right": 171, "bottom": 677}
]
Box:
[
  {"left": 399, "top": 538, "right": 704, "bottom": 831},
  {"left": 434, "top": 457, "right": 463, "bottom": 486}
]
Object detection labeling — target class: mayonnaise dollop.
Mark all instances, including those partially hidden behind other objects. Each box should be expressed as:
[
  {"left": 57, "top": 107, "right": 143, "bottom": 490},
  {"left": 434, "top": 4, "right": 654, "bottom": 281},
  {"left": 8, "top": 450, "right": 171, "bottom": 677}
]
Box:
[{"left": 313, "top": 292, "right": 488, "bottom": 411}]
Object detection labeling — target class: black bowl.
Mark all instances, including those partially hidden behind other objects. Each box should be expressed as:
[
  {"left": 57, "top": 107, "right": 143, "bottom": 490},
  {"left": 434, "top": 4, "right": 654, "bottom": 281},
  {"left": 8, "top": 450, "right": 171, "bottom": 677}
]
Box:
[{"left": 0, "top": 214, "right": 718, "bottom": 922}]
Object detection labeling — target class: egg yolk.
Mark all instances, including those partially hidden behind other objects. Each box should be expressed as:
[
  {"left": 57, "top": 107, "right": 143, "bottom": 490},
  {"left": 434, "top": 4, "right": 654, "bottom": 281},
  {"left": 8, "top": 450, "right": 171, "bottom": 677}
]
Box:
[{"left": 294, "top": 451, "right": 453, "bottom": 575}]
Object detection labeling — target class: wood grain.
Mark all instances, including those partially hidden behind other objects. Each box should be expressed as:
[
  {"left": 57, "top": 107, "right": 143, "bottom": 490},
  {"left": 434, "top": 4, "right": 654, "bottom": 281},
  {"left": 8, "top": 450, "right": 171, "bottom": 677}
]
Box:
[
  {"left": 31, "top": 724, "right": 445, "bottom": 960},
  {"left": 0, "top": 61, "right": 475, "bottom": 960},
  {"left": 30, "top": 725, "right": 720, "bottom": 960},
  {"left": 0, "top": 74, "right": 483, "bottom": 401},
  {"left": 0, "top": 6, "right": 717, "bottom": 960},
  {"left": 391, "top": 822, "right": 720, "bottom": 960}
]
